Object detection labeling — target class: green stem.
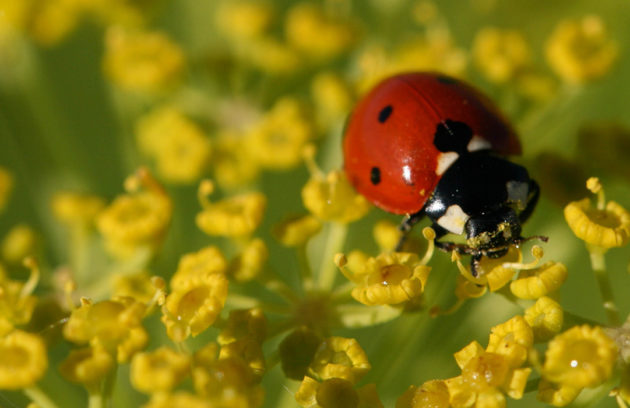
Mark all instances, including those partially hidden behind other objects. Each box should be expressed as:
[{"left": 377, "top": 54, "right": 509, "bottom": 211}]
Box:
[
  {"left": 24, "top": 386, "right": 60, "bottom": 408},
  {"left": 88, "top": 392, "right": 103, "bottom": 408},
  {"left": 588, "top": 247, "right": 621, "bottom": 326},
  {"left": 297, "top": 245, "right": 314, "bottom": 293},
  {"left": 102, "top": 364, "right": 118, "bottom": 407},
  {"left": 317, "top": 222, "right": 347, "bottom": 291}
]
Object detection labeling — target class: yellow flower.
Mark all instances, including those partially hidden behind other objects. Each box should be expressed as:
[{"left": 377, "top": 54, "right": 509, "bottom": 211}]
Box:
[
  {"left": 213, "top": 130, "right": 260, "bottom": 190},
  {"left": 338, "top": 252, "right": 430, "bottom": 306},
  {"left": 131, "top": 347, "right": 191, "bottom": 393},
  {"left": 219, "top": 337, "right": 266, "bottom": 378},
  {"left": 215, "top": 0, "right": 274, "bottom": 41},
  {"left": 302, "top": 167, "right": 370, "bottom": 223},
  {"left": 296, "top": 376, "right": 383, "bottom": 408},
  {"left": 135, "top": 107, "right": 211, "bottom": 184},
  {"left": 0, "top": 259, "right": 39, "bottom": 333},
  {"left": 545, "top": 16, "right": 618, "bottom": 83},
  {"left": 524, "top": 296, "right": 564, "bottom": 342},
  {"left": 59, "top": 345, "right": 114, "bottom": 386},
  {"left": 564, "top": 177, "right": 630, "bottom": 249},
  {"left": 170, "top": 246, "right": 227, "bottom": 290},
  {"left": 1, "top": 224, "right": 37, "bottom": 265},
  {"left": 372, "top": 220, "right": 400, "bottom": 252},
  {"left": 464, "top": 246, "right": 522, "bottom": 292},
  {"left": 510, "top": 261, "right": 568, "bottom": 300},
  {"left": 62, "top": 297, "right": 148, "bottom": 362},
  {"left": 537, "top": 379, "right": 581, "bottom": 407},
  {"left": 308, "top": 336, "right": 370, "bottom": 384},
  {"left": 486, "top": 316, "right": 534, "bottom": 369},
  {"left": 246, "top": 36, "right": 302, "bottom": 74},
  {"left": 113, "top": 271, "right": 157, "bottom": 304},
  {"left": 51, "top": 192, "right": 105, "bottom": 228},
  {"left": 103, "top": 27, "right": 185, "bottom": 93},
  {"left": 472, "top": 27, "right": 531, "bottom": 83},
  {"left": 0, "top": 167, "right": 13, "bottom": 213},
  {"left": 449, "top": 339, "right": 531, "bottom": 407},
  {"left": 143, "top": 392, "right": 212, "bottom": 408},
  {"left": 542, "top": 325, "right": 617, "bottom": 389},
  {"left": 284, "top": 2, "right": 358, "bottom": 61},
  {"left": 97, "top": 169, "right": 172, "bottom": 259},
  {"left": 161, "top": 272, "right": 228, "bottom": 342},
  {"left": 192, "top": 356, "right": 264, "bottom": 407},
  {"left": 246, "top": 97, "right": 313, "bottom": 170},
  {"left": 396, "top": 380, "right": 450, "bottom": 408},
  {"left": 228, "top": 238, "right": 268, "bottom": 282},
  {"left": 273, "top": 214, "right": 322, "bottom": 247},
  {"left": 195, "top": 181, "right": 266, "bottom": 238},
  {"left": 218, "top": 308, "right": 267, "bottom": 345},
  {"left": 0, "top": 330, "right": 47, "bottom": 389},
  {"left": 355, "top": 32, "right": 466, "bottom": 94},
  {"left": 310, "top": 71, "right": 354, "bottom": 128}
]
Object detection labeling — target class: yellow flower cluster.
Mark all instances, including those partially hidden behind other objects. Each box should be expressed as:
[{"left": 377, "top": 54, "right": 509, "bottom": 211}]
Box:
[
  {"left": 103, "top": 27, "right": 185, "bottom": 94},
  {"left": 546, "top": 16, "right": 618, "bottom": 83},
  {"left": 136, "top": 107, "right": 211, "bottom": 184},
  {"left": 97, "top": 168, "right": 172, "bottom": 259},
  {"left": 295, "top": 336, "right": 382, "bottom": 408}
]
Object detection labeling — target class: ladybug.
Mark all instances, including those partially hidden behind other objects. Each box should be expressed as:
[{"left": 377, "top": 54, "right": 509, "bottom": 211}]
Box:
[{"left": 343, "top": 72, "right": 543, "bottom": 275}]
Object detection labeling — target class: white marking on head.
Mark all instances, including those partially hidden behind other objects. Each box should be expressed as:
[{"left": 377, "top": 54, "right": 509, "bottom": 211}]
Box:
[
  {"left": 435, "top": 152, "right": 459, "bottom": 176},
  {"left": 437, "top": 204, "right": 470, "bottom": 235},
  {"left": 467, "top": 135, "right": 492, "bottom": 152},
  {"left": 506, "top": 181, "right": 529, "bottom": 210}
]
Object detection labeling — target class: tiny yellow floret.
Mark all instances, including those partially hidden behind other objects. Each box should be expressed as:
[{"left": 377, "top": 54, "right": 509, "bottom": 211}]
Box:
[
  {"left": 196, "top": 188, "right": 266, "bottom": 238},
  {"left": 472, "top": 27, "right": 531, "bottom": 83},
  {"left": 510, "top": 261, "right": 568, "bottom": 299},
  {"left": 302, "top": 170, "right": 370, "bottom": 223},
  {"left": 272, "top": 214, "right": 322, "bottom": 247},
  {"left": 131, "top": 347, "right": 191, "bottom": 393},
  {"left": 524, "top": 296, "right": 564, "bottom": 342},
  {"left": 309, "top": 336, "right": 371, "bottom": 384},
  {"left": 543, "top": 325, "right": 617, "bottom": 389},
  {"left": 0, "top": 330, "right": 47, "bottom": 389},
  {"left": 545, "top": 16, "right": 618, "bottom": 83},
  {"left": 59, "top": 345, "right": 114, "bottom": 386}
]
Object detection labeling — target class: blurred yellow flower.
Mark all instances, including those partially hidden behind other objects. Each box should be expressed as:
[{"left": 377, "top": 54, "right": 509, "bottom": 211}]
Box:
[
  {"left": 131, "top": 346, "right": 191, "bottom": 393},
  {"left": 143, "top": 392, "right": 212, "bottom": 408},
  {"left": 136, "top": 107, "right": 211, "bottom": 184},
  {"left": 51, "top": 192, "right": 105, "bottom": 228},
  {"left": 59, "top": 345, "right": 114, "bottom": 386},
  {"left": 472, "top": 27, "right": 531, "bottom": 83},
  {"left": 228, "top": 238, "right": 268, "bottom": 282},
  {"left": 246, "top": 97, "right": 313, "bottom": 170},
  {"left": 0, "top": 330, "right": 48, "bottom": 389},
  {"left": 272, "top": 214, "right": 322, "bottom": 247},
  {"left": 1, "top": 224, "right": 37, "bottom": 265},
  {"left": 97, "top": 170, "right": 172, "bottom": 259},
  {"left": 545, "top": 16, "right": 618, "bottom": 83},
  {"left": 285, "top": 2, "right": 358, "bottom": 61},
  {"left": 302, "top": 169, "right": 370, "bottom": 224},
  {"left": 170, "top": 246, "right": 227, "bottom": 290},
  {"left": 218, "top": 307, "right": 267, "bottom": 345},
  {"left": 103, "top": 27, "right": 185, "bottom": 93},
  {"left": 215, "top": 0, "right": 274, "bottom": 41},
  {"left": 196, "top": 182, "right": 266, "bottom": 238}
]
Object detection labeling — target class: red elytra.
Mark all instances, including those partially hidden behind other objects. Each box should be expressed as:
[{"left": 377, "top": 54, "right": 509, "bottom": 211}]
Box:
[{"left": 343, "top": 72, "right": 521, "bottom": 215}]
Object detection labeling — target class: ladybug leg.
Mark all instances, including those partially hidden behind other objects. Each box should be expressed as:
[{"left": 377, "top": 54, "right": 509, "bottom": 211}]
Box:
[{"left": 394, "top": 210, "right": 425, "bottom": 251}]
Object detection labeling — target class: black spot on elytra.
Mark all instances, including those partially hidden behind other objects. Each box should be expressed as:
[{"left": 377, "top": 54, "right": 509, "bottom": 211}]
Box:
[
  {"left": 370, "top": 167, "right": 381, "bottom": 185},
  {"left": 433, "top": 119, "right": 473, "bottom": 154},
  {"left": 378, "top": 105, "right": 393, "bottom": 123}
]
